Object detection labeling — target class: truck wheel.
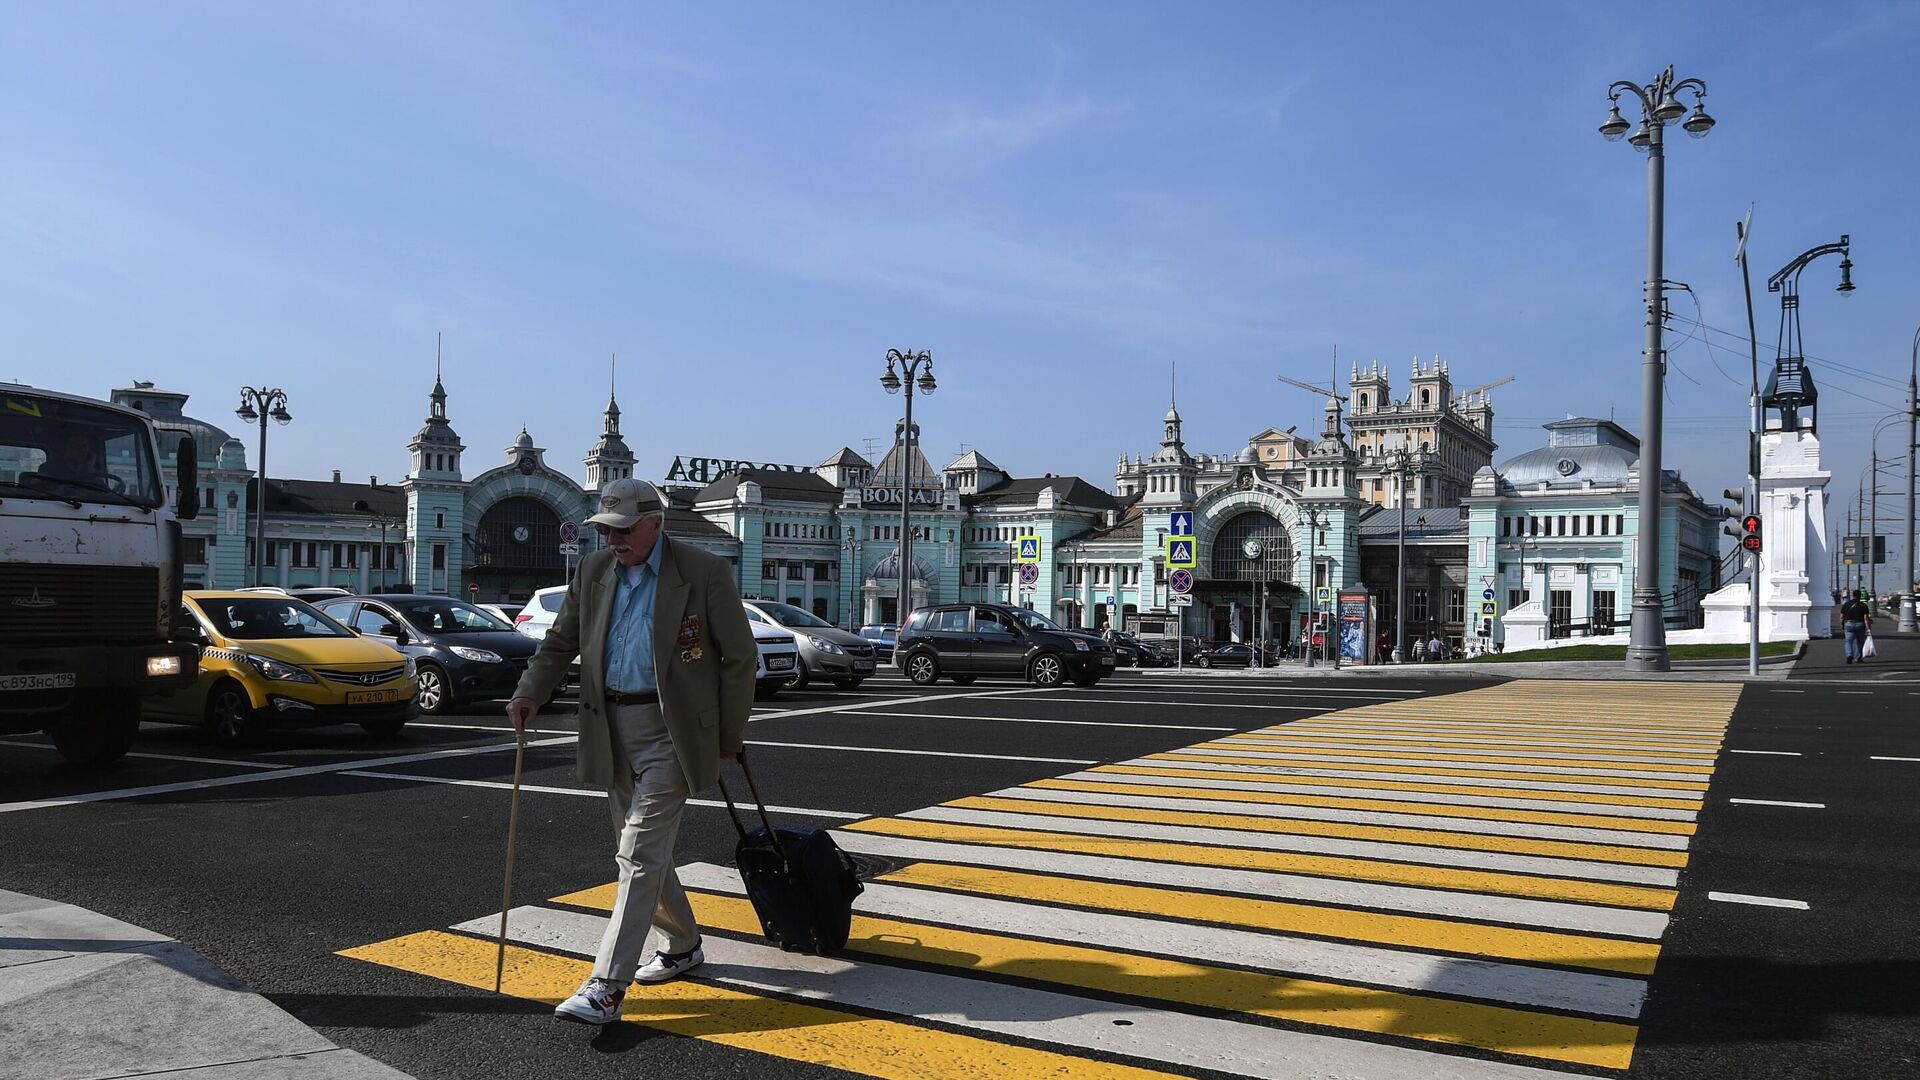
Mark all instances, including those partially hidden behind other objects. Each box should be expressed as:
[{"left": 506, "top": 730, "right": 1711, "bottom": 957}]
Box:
[
  {"left": 48, "top": 694, "right": 140, "bottom": 766},
  {"left": 361, "top": 718, "right": 408, "bottom": 738},
  {"left": 1028, "top": 654, "right": 1066, "bottom": 687},
  {"left": 413, "top": 663, "right": 452, "bottom": 715},
  {"left": 204, "top": 680, "right": 259, "bottom": 745}
]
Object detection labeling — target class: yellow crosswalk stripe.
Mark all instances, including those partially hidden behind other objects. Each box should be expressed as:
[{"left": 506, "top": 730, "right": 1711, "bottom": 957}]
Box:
[
  {"left": 1196, "top": 741, "right": 1720, "bottom": 773},
  {"left": 546, "top": 884, "right": 1641, "bottom": 1070},
  {"left": 1027, "top": 777, "right": 1699, "bottom": 834},
  {"left": 952, "top": 794, "right": 1690, "bottom": 867},
  {"left": 340, "top": 930, "right": 1186, "bottom": 1080},
  {"left": 1229, "top": 730, "right": 1721, "bottom": 758},
  {"left": 844, "top": 816, "right": 1679, "bottom": 910},
  {"left": 1098, "top": 764, "right": 1705, "bottom": 811},
  {"left": 1271, "top": 721, "right": 1726, "bottom": 745},
  {"left": 875, "top": 860, "right": 1663, "bottom": 975},
  {"left": 1151, "top": 751, "right": 1713, "bottom": 789}
]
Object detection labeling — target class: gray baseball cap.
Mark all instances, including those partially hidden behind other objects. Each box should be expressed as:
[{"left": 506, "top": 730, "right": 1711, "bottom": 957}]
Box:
[{"left": 586, "top": 477, "right": 665, "bottom": 530}]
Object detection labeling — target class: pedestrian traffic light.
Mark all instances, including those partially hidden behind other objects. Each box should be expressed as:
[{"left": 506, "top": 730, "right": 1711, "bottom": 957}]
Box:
[{"left": 1740, "top": 514, "right": 1762, "bottom": 552}]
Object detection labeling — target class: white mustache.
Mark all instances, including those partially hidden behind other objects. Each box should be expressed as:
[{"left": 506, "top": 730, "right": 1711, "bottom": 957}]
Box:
[{"left": 612, "top": 544, "right": 633, "bottom": 554}]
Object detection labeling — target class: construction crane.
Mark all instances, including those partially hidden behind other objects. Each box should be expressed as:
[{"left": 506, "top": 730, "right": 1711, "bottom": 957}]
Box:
[
  {"left": 1454, "top": 375, "right": 1514, "bottom": 401},
  {"left": 1276, "top": 373, "right": 1339, "bottom": 399}
]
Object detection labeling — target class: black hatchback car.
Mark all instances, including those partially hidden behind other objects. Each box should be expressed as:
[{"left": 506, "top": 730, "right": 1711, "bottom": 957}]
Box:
[
  {"left": 896, "top": 603, "right": 1115, "bottom": 688},
  {"left": 318, "top": 595, "right": 539, "bottom": 714}
]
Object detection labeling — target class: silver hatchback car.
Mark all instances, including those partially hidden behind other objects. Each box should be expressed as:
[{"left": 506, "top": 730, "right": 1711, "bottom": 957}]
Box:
[{"left": 740, "top": 600, "right": 878, "bottom": 690}]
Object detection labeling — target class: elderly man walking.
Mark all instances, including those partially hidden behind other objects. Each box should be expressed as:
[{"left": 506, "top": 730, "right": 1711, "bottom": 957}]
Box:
[{"left": 506, "top": 478, "right": 757, "bottom": 1025}]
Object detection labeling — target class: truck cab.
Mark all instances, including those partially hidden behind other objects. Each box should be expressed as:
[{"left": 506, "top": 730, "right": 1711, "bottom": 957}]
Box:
[{"left": 1, "top": 384, "right": 202, "bottom": 764}]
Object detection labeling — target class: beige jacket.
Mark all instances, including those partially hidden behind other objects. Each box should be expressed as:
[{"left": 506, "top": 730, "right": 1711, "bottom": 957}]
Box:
[{"left": 513, "top": 536, "right": 757, "bottom": 791}]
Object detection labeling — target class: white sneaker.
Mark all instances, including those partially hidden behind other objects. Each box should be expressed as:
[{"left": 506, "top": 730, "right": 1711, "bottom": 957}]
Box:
[
  {"left": 554, "top": 977, "right": 626, "bottom": 1024},
  {"left": 635, "top": 941, "right": 704, "bottom": 984}
]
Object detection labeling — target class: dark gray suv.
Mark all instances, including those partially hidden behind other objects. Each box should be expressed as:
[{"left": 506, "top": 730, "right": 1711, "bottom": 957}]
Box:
[
  {"left": 896, "top": 603, "right": 1114, "bottom": 688},
  {"left": 319, "top": 595, "right": 538, "bottom": 715}
]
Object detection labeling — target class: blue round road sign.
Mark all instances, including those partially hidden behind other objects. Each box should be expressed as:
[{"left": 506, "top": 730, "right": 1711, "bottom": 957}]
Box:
[{"left": 1481, "top": 589, "right": 1496, "bottom": 601}]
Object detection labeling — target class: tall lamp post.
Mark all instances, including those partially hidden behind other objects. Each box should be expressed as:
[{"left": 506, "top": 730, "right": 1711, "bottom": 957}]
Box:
[
  {"left": 1599, "top": 65, "right": 1716, "bottom": 672},
  {"left": 1302, "top": 506, "right": 1326, "bottom": 668},
  {"left": 1386, "top": 438, "right": 1426, "bottom": 662},
  {"left": 351, "top": 498, "right": 403, "bottom": 593},
  {"left": 880, "top": 349, "right": 936, "bottom": 625},
  {"left": 235, "top": 387, "right": 292, "bottom": 587},
  {"left": 1903, "top": 327, "right": 1919, "bottom": 632}
]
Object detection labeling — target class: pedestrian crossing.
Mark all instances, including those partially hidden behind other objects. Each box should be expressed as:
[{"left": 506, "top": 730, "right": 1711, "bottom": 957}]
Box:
[{"left": 341, "top": 679, "right": 1740, "bottom": 1078}]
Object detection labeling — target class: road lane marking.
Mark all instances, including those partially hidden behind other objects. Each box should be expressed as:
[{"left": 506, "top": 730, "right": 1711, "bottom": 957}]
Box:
[
  {"left": 340, "top": 770, "right": 864, "bottom": 819},
  {"left": 1706, "top": 892, "right": 1810, "bottom": 910},
  {"left": 1729, "top": 749, "right": 1802, "bottom": 756},
  {"left": 1870, "top": 756, "right": 1920, "bottom": 762},
  {"left": 339, "top": 930, "right": 1182, "bottom": 1080},
  {"left": 0, "top": 735, "right": 577, "bottom": 814},
  {"left": 1003, "top": 783, "right": 1693, "bottom": 848},
  {"left": 908, "top": 803, "right": 1682, "bottom": 885},
  {"left": 743, "top": 687, "right": 1062, "bottom": 720},
  {"left": 1127, "top": 758, "right": 1710, "bottom": 802},
  {"left": 0, "top": 739, "right": 292, "bottom": 770},
  {"left": 830, "top": 829, "right": 1671, "bottom": 938},
  {"left": 744, "top": 740, "right": 1093, "bottom": 765},
  {"left": 961, "top": 792, "right": 1691, "bottom": 862},
  {"left": 1185, "top": 744, "right": 1717, "bottom": 780},
  {"left": 1728, "top": 798, "right": 1826, "bottom": 808},
  {"left": 1079, "top": 768, "right": 1703, "bottom": 821},
  {"left": 845, "top": 817, "right": 1679, "bottom": 910},
  {"left": 1217, "top": 735, "right": 1718, "bottom": 765},
  {"left": 841, "top": 709, "right": 1233, "bottom": 732}
]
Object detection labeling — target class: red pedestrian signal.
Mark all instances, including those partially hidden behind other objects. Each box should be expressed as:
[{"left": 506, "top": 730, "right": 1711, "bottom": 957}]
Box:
[{"left": 1740, "top": 514, "right": 1762, "bottom": 553}]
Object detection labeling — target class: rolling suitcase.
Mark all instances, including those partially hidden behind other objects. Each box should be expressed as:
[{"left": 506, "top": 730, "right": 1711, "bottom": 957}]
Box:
[{"left": 717, "top": 750, "right": 863, "bottom": 954}]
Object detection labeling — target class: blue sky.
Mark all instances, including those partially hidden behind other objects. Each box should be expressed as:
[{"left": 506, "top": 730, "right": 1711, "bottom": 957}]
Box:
[{"left": 5, "top": 2, "right": 1918, "bottom": 572}]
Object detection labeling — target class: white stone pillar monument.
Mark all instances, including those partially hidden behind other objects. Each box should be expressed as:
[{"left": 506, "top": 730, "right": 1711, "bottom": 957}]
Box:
[{"left": 1758, "top": 429, "right": 1833, "bottom": 638}]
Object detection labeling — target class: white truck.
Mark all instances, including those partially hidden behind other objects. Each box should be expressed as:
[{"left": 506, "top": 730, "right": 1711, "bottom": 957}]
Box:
[{"left": 1, "top": 384, "right": 202, "bottom": 765}]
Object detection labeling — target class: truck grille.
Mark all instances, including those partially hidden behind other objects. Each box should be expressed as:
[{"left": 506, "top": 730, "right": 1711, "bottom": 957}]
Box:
[{"left": 1, "top": 564, "right": 158, "bottom": 645}]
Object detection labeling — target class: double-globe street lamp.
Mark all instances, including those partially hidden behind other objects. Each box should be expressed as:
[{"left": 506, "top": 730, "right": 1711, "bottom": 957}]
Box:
[
  {"left": 351, "top": 498, "right": 404, "bottom": 593},
  {"left": 880, "top": 349, "right": 936, "bottom": 626},
  {"left": 1904, "top": 327, "right": 1919, "bottom": 632},
  {"left": 1599, "top": 65, "right": 1715, "bottom": 672},
  {"left": 1385, "top": 438, "right": 1427, "bottom": 663},
  {"left": 235, "top": 388, "right": 292, "bottom": 587}
]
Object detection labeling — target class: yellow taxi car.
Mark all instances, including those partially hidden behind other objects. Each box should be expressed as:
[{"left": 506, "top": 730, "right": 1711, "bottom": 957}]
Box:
[{"left": 146, "top": 591, "right": 419, "bottom": 743}]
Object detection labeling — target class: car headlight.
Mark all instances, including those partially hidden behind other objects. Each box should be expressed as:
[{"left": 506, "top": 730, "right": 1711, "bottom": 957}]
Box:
[
  {"left": 403, "top": 656, "right": 417, "bottom": 678},
  {"left": 807, "top": 635, "right": 845, "bottom": 655},
  {"left": 1072, "top": 639, "right": 1090, "bottom": 651},
  {"left": 244, "top": 654, "right": 316, "bottom": 683},
  {"left": 450, "top": 646, "right": 503, "bottom": 663}
]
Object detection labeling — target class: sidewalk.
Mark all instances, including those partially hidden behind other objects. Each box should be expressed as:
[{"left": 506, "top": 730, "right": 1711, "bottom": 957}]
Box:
[
  {"left": 0, "top": 889, "right": 413, "bottom": 1080},
  {"left": 1789, "top": 630, "right": 1920, "bottom": 681}
]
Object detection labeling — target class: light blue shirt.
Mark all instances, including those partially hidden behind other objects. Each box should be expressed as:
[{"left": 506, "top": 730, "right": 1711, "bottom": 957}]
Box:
[{"left": 604, "top": 540, "right": 662, "bottom": 693}]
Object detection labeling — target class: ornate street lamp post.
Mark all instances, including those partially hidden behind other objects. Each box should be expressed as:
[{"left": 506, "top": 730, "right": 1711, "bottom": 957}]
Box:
[
  {"left": 1598, "top": 65, "right": 1715, "bottom": 672},
  {"left": 235, "top": 387, "right": 292, "bottom": 587},
  {"left": 1386, "top": 439, "right": 1427, "bottom": 662},
  {"left": 880, "top": 349, "right": 936, "bottom": 625},
  {"left": 352, "top": 498, "right": 403, "bottom": 593},
  {"left": 1303, "top": 506, "right": 1326, "bottom": 668}
]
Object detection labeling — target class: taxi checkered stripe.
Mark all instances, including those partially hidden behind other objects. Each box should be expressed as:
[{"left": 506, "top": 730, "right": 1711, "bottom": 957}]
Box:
[{"left": 343, "top": 680, "right": 1740, "bottom": 1079}]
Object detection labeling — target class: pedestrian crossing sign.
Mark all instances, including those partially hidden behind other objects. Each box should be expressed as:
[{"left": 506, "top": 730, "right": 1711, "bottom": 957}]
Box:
[
  {"left": 1166, "top": 537, "right": 1197, "bottom": 569},
  {"left": 1480, "top": 600, "right": 1499, "bottom": 616},
  {"left": 1016, "top": 537, "right": 1041, "bottom": 564}
]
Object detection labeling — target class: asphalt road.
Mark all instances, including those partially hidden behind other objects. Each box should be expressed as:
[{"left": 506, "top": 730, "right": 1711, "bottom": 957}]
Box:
[{"left": 2, "top": 666, "right": 1915, "bottom": 1080}]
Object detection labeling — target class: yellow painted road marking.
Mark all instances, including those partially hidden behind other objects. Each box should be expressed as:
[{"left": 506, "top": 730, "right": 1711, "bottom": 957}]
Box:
[
  {"left": 1196, "top": 741, "right": 1720, "bottom": 773},
  {"left": 544, "top": 884, "right": 1640, "bottom": 1070},
  {"left": 1099, "top": 764, "right": 1705, "bottom": 811},
  {"left": 878, "top": 860, "right": 1663, "bottom": 975},
  {"left": 1230, "top": 730, "right": 1722, "bottom": 758},
  {"left": 953, "top": 795, "right": 1689, "bottom": 868},
  {"left": 340, "top": 930, "right": 1185, "bottom": 1080},
  {"left": 1280, "top": 722, "right": 1725, "bottom": 747},
  {"left": 1028, "top": 778, "right": 1699, "bottom": 835},
  {"left": 844, "top": 817, "right": 1678, "bottom": 910},
  {"left": 1149, "top": 751, "right": 1713, "bottom": 791}
]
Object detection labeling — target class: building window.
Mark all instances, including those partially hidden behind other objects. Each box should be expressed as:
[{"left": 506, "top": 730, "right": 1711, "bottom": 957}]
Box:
[
  {"left": 1594, "top": 590, "right": 1617, "bottom": 634},
  {"left": 1615, "top": 514, "right": 1625, "bottom": 535},
  {"left": 1501, "top": 516, "right": 1511, "bottom": 537},
  {"left": 1586, "top": 514, "right": 1596, "bottom": 535},
  {"left": 1446, "top": 588, "right": 1465, "bottom": 625},
  {"left": 1508, "top": 588, "right": 1529, "bottom": 610},
  {"left": 435, "top": 509, "right": 446, "bottom": 530},
  {"left": 183, "top": 537, "right": 208, "bottom": 564},
  {"left": 431, "top": 544, "right": 446, "bottom": 570},
  {"left": 1410, "top": 588, "right": 1430, "bottom": 627}
]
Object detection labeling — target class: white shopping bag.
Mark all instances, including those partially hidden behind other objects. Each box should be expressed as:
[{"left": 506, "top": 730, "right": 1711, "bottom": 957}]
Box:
[{"left": 1862, "top": 633, "right": 1877, "bottom": 659}]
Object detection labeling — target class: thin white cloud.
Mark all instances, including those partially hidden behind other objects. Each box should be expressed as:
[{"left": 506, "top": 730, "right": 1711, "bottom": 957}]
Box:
[{"left": 913, "top": 94, "right": 1132, "bottom": 155}]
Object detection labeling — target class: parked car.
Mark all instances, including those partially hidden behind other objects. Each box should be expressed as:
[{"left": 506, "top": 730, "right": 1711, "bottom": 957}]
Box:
[
  {"left": 478, "top": 603, "right": 523, "bottom": 626},
  {"left": 895, "top": 603, "right": 1115, "bottom": 688},
  {"left": 149, "top": 591, "right": 418, "bottom": 743},
  {"left": 316, "top": 595, "right": 538, "bottom": 715},
  {"left": 288, "top": 586, "right": 352, "bottom": 603},
  {"left": 856, "top": 624, "right": 898, "bottom": 664},
  {"left": 751, "top": 621, "right": 800, "bottom": 699},
  {"left": 742, "top": 600, "right": 877, "bottom": 690},
  {"left": 1117, "top": 633, "right": 1171, "bottom": 667},
  {"left": 1194, "top": 642, "right": 1257, "bottom": 668},
  {"left": 515, "top": 585, "right": 567, "bottom": 641}
]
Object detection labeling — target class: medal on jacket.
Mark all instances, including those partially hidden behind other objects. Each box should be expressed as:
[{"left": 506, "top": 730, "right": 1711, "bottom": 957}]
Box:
[{"left": 677, "top": 615, "right": 703, "bottom": 662}]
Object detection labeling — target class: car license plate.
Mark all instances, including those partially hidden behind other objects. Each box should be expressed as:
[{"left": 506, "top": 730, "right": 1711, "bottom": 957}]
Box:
[
  {"left": 768, "top": 657, "right": 794, "bottom": 671},
  {"left": 1101, "top": 656, "right": 1115, "bottom": 667},
  {"left": 347, "top": 688, "right": 401, "bottom": 706},
  {"left": 2, "top": 672, "right": 76, "bottom": 692},
  {"left": 853, "top": 662, "right": 875, "bottom": 674}
]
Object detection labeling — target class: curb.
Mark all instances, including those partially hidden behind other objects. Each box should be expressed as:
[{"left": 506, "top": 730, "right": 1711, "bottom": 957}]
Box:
[{"left": 0, "top": 889, "right": 414, "bottom": 1080}]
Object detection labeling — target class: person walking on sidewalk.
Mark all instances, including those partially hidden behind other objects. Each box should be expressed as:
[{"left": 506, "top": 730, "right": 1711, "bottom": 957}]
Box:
[
  {"left": 506, "top": 478, "right": 757, "bottom": 1025},
  {"left": 1840, "top": 589, "right": 1873, "bottom": 665}
]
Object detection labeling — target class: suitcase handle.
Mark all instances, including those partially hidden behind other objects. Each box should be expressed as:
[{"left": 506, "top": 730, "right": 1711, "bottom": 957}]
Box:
[{"left": 715, "top": 750, "right": 791, "bottom": 864}]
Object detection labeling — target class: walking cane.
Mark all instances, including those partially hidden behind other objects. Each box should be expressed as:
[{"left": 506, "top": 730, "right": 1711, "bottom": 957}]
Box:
[{"left": 495, "top": 720, "right": 530, "bottom": 994}]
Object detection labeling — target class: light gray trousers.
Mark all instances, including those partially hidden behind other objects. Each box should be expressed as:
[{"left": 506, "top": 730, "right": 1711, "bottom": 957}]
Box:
[{"left": 591, "top": 702, "right": 700, "bottom": 984}]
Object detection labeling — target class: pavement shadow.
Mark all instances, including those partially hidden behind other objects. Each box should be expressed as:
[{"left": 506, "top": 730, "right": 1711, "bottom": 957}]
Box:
[{"left": 1640, "top": 953, "right": 1920, "bottom": 1045}]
